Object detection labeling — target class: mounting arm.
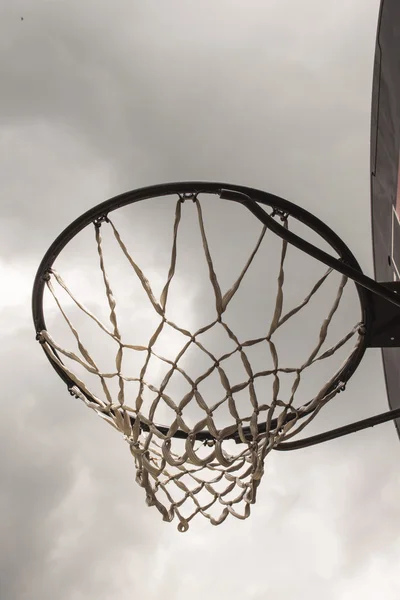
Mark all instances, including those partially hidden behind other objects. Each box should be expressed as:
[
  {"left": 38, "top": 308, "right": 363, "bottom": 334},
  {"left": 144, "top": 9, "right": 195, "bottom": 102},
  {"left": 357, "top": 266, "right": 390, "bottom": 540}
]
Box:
[{"left": 274, "top": 407, "right": 400, "bottom": 450}]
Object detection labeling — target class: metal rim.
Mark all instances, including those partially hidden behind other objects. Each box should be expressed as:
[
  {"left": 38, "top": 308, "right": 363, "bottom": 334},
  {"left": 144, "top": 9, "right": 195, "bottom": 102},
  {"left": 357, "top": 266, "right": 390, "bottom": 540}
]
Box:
[{"left": 32, "top": 182, "right": 372, "bottom": 442}]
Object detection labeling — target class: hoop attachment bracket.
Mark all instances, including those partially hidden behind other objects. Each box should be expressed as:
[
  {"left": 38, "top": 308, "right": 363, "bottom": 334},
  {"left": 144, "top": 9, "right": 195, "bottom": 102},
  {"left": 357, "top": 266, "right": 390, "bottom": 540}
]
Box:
[{"left": 367, "top": 281, "right": 400, "bottom": 347}]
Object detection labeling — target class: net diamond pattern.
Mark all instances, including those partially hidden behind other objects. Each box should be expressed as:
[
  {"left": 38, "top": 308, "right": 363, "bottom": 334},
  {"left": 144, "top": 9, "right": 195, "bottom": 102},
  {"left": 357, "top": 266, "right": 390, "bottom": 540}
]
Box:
[{"left": 38, "top": 195, "right": 362, "bottom": 531}]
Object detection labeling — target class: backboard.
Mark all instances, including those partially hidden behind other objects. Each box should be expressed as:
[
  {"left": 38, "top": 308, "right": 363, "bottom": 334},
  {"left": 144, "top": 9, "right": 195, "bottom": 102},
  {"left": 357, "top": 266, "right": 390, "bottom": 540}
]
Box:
[{"left": 371, "top": 0, "right": 400, "bottom": 437}]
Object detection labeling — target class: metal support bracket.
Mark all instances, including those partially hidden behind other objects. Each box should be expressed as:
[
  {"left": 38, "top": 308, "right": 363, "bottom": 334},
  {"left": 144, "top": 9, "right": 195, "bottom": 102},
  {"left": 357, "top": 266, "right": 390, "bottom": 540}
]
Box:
[{"left": 367, "top": 281, "right": 400, "bottom": 347}]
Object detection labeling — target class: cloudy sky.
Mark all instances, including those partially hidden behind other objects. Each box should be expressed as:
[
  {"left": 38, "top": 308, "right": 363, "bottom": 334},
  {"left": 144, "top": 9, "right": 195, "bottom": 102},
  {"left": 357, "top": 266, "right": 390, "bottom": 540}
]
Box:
[{"left": 2, "top": 0, "right": 400, "bottom": 598}]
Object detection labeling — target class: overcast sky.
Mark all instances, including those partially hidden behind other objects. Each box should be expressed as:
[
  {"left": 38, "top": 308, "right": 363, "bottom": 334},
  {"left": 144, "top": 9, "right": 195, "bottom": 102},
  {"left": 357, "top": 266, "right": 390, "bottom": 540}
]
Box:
[{"left": 2, "top": 0, "right": 400, "bottom": 599}]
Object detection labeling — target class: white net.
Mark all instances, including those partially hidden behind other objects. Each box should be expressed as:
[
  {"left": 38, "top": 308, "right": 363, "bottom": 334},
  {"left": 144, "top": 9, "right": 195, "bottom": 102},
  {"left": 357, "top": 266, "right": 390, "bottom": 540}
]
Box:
[{"left": 37, "top": 194, "right": 363, "bottom": 531}]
